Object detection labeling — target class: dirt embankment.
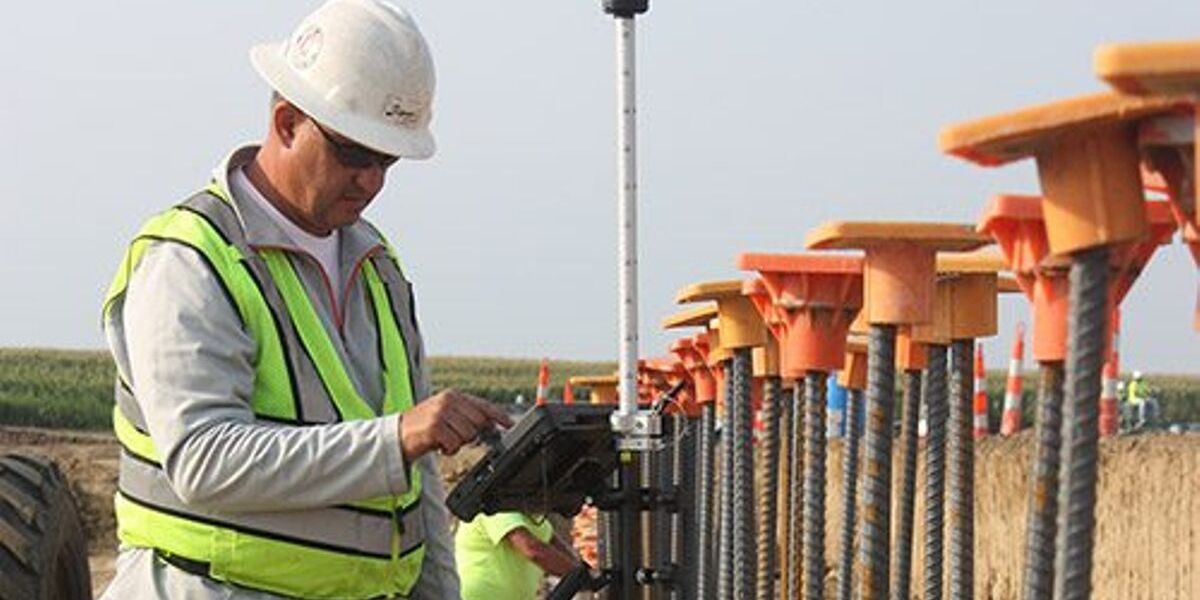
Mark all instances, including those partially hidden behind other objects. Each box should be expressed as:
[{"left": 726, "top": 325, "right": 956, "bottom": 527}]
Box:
[
  {"left": 815, "top": 432, "right": 1200, "bottom": 600},
  {"left": 2, "top": 426, "right": 1198, "bottom": 599}
]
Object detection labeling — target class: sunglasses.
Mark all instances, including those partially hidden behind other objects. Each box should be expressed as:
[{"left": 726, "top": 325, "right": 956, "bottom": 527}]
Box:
[{"left": 312, "top": 121, "right": 399, "bottom": 170}]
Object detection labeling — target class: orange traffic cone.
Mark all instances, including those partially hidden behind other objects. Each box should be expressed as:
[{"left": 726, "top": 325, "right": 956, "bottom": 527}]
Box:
[
  {"left": 536, "top": 358, "right": 549, "bottom": 406},
  {"left": 973, "top": 345, "right": 989, "bottom": 439},
  {"left": 563, "top": 380, "right": 575, "bottom": 405},
  {"left": 1099, "top": 309, "right": 1121, "bottom": 437},
  {"left": 1000, "top": 323, "right": 1025, "bottom": 436}
]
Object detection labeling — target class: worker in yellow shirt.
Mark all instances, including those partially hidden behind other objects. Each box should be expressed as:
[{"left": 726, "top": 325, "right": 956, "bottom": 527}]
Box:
[{"left": 456, "top": 512, "right": 582, "bottom": 599}]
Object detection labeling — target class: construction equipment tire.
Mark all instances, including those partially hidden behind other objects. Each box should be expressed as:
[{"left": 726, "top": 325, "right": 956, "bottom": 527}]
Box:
[{"left": 0, "top": 453, "right": 90, "bottom": 600}]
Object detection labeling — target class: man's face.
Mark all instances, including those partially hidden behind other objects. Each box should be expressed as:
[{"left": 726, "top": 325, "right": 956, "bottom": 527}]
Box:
[{"left": 286, "top": 113, "right": 398, "bottom": 235}]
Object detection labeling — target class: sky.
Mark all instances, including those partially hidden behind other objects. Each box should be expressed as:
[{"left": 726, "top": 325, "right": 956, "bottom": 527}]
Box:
[{"left": 2, "top": 1, "right": 1198, "bottom": 374}]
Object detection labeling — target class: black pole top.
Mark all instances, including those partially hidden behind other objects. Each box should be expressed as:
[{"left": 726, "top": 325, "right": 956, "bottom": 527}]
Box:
[{"left": 604, "top": 0, "right": 648, "bottom": 17}]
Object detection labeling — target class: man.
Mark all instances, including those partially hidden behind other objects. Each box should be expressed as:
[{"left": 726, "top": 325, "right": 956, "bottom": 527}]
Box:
[
  {"left": 1127, "top": 371, "right": 1146, "bottom": 408},
  {"left": 455, "top": 512, "right": 582, "bottom": 600},
  {"left": 100, "top": 1, "right": 511, "bottom": 598},
  {"left": 1125, "top": 371, "right": 1158, "bottom": 428}
]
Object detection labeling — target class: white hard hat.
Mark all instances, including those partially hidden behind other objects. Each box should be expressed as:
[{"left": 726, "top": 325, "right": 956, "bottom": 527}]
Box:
[
  {"left": 251, "top": 0, "right": 436, "bottom": 159},
  {"left": 1133, "top": 370, "right": 1144, "bottom": 380}
]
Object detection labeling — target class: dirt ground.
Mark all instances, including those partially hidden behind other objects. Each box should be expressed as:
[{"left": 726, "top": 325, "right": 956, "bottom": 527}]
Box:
[
  {"left": 816, "top": 431, "right": 1200, "bottom": 600},
  {"left": 1, "top": 426, "right": 1197, "bottom": 599}
]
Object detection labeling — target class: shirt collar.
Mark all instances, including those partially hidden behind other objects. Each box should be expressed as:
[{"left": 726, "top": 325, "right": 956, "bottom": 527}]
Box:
[{"left": 208, "top": 144, "right": 388, "bottom": 271}]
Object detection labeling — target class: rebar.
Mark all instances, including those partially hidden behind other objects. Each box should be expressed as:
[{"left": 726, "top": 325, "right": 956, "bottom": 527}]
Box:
[
  {"left": 804, "top": 371, "right": 829, "bottom": 600},
  {"left": 757, "top": 376, "right": 782, "bottom": 600},
  {"left": 697, "top": 402, "right": 717, "bottom": 600},
  {"left": 892, "top": 369, "right": 922, "bottom": 600},
  {"left": 779, "top": 385, "right": 794, "bottom": 600},
  {"left": 922, "top": 344, "right": 949, "bottom": 600},
  {"left": 836, "top": 388, "right": 863, "bottom": 600},
  {"left": 599, "top": 508, "right": 612, "bottom": 570},
  {"left": 858, "top": 324, "right": 896, "bottom": 600},
  {"left": 789, "top": 383, "right": 806, "bottom": 600},
  {"left": 732, "top": 349, "right": 758, "bottom": 600},
  {"left": 1021, "top": 361, "right": 1064, "bottom": 600},
  {"left": 659, "top": 415, "right": 680, "bottom": 600},
  {"left": 643, "top": 437, "right": 660, "bottom": 600},
  {"left": 1053, "top": 247, "right": 1109, "bottom": 600},
  {"left": 948, "top": 338, "right": 976, "bottom": 600},
  {"left": 719, "top": 360, "right": 735, "bottom": 600}
]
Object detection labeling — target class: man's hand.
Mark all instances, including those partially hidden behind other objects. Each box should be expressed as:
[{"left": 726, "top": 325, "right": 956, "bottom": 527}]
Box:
[{"left": 399, "top": 389, "right": 513, "bottom": 462}]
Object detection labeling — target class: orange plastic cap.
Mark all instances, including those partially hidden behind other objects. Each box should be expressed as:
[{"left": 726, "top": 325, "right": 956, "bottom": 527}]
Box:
[
  {"left": 671, "top": 338, "right": 716, "bottom": 405},
  {"left": 978, "top": 194, "right": 1052, "bottom": 276},
  {"left": 737, "top": 252, "right": 865, "bottom": 376},
  {"left": 676, "top": 280, "right": 768, "bottom": 349},
  {"left": 1095, "top": 41, "right": 1200, "bottom": 95},
  {"left": 942, "top": 93, "right": 1190, "bottom": 254},
  {"left": 997, "top": 275, "right": 1023, "bottom": 294},
  {"left": 938, "top": 92, "right": 1189, "bottom": 165},
  {"left": 806, "top": 221, "right": 988, "bottom": 325},
  {"left": 838, "top": 336, "right": 869, "bottom": 390},
  {"left": 896, "top": 327, "right": 928, "bottom": 371},
  {"left": 1137, "top": 114, "right": 1199, "bottom": 234},
  {"left": 662, "top": 304, "right": 719, "bottom": 330},
  {"left": 569, "top": 375, "right": 619, "bottom": 405}
]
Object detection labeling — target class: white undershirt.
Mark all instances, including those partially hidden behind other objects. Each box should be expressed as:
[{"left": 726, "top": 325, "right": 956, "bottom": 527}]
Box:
[{"left": 230, "top": 167, "right": 341, "bottom": 296}]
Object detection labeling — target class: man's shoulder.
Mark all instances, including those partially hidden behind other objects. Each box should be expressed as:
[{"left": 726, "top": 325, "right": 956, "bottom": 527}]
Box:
[{"left": 349, "top": 217, "right": 391, "bottom": 246}]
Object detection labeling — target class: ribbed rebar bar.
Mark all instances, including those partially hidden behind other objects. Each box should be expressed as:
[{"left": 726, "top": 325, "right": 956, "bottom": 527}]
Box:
[
  {"left": 662, "top": 415, "right": 682, "bottom": 600},
  {"left": 836, "top": 388, "right": 863, "bottom": 600},
  {"left": 643, "top": 441, "right": 662, "bottom": 600},
  {"left": 858, "top": 324, "right": 896, "bottom": 600},
  {"left": 789, "top": 383, "right": 806, "bottom": 600},
  {"left": 697, "top": 402, "right": 717, "bottom": 600},
  {"left": 804, "top": 371, "right": 829, "bottom": 600},
  {"left": 892, "top": 369, "right": 922, "bottom": 600},
  {"left": 732, "top": 348, "right": 758, "bottom": 600},
  {"left": 719, "top": 360, "right": 735, "bottom": 600},
  {"left": 779, "top": 384, "right": 794, "bottom": 600},
  {"left": 922, "top": 344, "right": 949, "bottom": 600},
  {"left": 645, "top": 432, "right": 663, "bottom": 600},
  {"left": 673, "top": 415, "right": 696, "bottom": 600},
  {"left": 1053, "top": 247, "right": 1109, "bottom": 600},
  {"left": 599, "top": 508, "right": 612, "bottom": 571},
  {"left": 1021, "top": 361, "right": 1064, "bottom": 600},
  {"left": 757, "top": 376, "right": 782, "bottom": 600},
  {"left": 948, "top": 338, "right": 976, "bottom": 600}
]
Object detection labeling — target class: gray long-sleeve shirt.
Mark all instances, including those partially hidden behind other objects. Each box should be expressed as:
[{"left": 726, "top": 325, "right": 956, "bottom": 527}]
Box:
[{"left": 100, "top": 146, "right": 460, "bottom": 599}]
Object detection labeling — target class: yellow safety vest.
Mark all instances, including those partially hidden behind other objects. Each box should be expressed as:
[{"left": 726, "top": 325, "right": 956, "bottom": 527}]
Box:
[{"left": 103, "top": 187, "right": 426, "bottom": 599}]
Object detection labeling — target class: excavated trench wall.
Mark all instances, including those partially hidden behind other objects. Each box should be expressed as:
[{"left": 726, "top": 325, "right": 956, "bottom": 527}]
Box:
[{"left": 809, "top": 432, "right": 1200, "bottom": 600}]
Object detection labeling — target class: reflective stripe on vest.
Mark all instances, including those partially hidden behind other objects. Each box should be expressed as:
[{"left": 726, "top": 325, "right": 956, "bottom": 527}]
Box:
[{"left": 104, "top": 190, "right": 426, "bottom": 599}]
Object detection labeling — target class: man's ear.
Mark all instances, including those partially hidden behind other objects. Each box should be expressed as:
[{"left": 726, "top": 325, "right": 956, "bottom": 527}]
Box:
[{"left": 272, "top": 101, "right": 304, "bottom": 148}]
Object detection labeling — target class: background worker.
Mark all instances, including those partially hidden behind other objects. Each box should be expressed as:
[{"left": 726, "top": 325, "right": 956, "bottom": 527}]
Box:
[
  {"left": 99, "top": 1, "right": 512, "bottom": 598},
  {"left": 456, "top": 511, "right": 583, "bottom": 600},
  {"left": 1125, "top": 371, "right": 1159, "bottom": 428},
  {"left": 1127, "top": 371, "right": 1147, "bottom": 407}
]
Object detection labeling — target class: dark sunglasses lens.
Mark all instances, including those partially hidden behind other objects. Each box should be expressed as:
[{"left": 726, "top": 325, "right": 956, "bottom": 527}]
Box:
[
  {"left": 335, "top": 146, "right": 377, "bottom": 169},
  {"left": 316, "top": 122, "right": 397, "bottom": 169}
]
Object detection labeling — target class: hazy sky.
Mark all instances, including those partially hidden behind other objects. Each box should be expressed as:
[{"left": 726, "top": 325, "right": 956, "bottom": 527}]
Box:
[{"left": 3, "top": 1, "right": 1198, "bottom": 373}]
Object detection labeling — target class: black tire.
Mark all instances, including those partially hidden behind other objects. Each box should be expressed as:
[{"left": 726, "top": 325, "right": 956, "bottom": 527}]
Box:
[{"left": 0, "top": 453, "right": 91, "bottom": 600}]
